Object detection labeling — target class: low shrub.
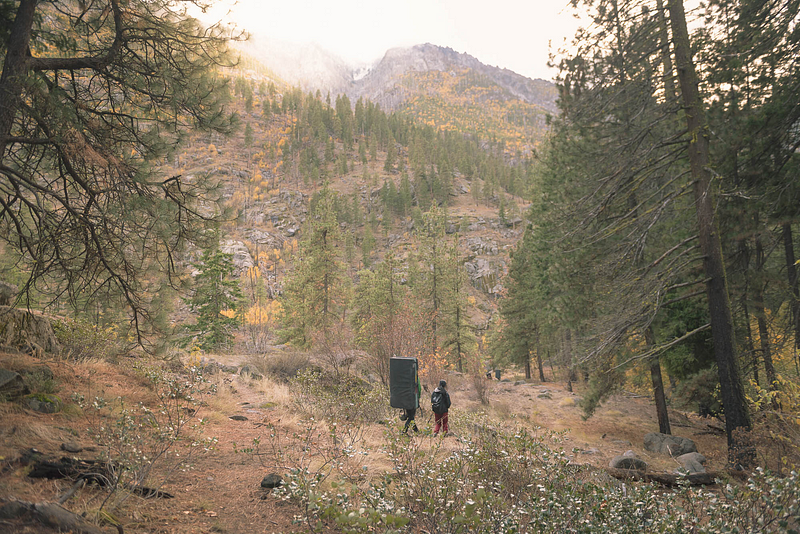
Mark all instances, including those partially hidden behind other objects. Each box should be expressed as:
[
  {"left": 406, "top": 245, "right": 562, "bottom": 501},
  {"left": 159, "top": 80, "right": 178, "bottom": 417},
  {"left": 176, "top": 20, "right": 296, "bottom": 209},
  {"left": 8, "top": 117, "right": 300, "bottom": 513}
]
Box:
[
  {"left": 291, "top": 368, "right": 389, "bottom": 424},
  {"left": 246, "top": 351, "right": 311, "bottom": 382},
  {"left": 272, "top": 407, "right": 800, "bottom": 533},
  {"left": 52, "top": 317, "right": 127, "bottom": 362}
]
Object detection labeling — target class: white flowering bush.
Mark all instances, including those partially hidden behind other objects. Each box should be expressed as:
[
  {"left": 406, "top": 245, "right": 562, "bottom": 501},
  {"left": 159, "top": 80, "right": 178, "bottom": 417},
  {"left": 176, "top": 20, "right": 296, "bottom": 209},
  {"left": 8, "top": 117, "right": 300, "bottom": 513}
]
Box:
[
  {"left": 269, "top": 402, "right": 800, "bottom": 534},
  {"left": 74, "top": 365, "right": 217, "bottom": 510}
]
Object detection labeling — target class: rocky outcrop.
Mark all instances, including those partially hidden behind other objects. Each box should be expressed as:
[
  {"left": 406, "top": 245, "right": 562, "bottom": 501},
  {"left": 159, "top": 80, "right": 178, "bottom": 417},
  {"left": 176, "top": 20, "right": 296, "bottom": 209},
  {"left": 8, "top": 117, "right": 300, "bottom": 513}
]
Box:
[
  {"left": 466, "top": 237, "right": 499, "bottom": 256},
  {"left": 0, "top": 306, "right": 60, "bottom": 355},
  {"left": 353, "top": 44, "right": 558, "bottom": 113},
  {"left": 220, "top": 240, "right": 255, "bottom": 273},
  {"left": 464, "top": 258, "right": 505, "bottom": 295}
]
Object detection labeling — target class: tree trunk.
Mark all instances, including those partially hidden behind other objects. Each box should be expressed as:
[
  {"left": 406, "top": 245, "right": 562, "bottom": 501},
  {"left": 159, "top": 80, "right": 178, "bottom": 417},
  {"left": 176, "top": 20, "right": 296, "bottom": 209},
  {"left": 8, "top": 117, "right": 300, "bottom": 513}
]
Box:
[
  {"left": 784, "top": 223, "right": 800, "bottom": 375},
  {"left": 0, "top": 0, "right": 37, "bottom": 160},
  {"left": 534, "top": 325, "right": 546, "bottom": 381},
  {"left": 646, "top": 326, "right": 671, "bottom": 435},
  {"left": 754, "top": 232, "right": 777, "bottom": 389},
  {"left": 741, "top": 295, "right": 759, "bottom": 386},
  {"left": 524, "top": 348, "right": 532, "bottom": 380},
  {"left": 537, "top": 349, "right": 545, "bottom": 382},
  {"left": 667, "top": 0, "right": 752, "bottom": 464}
]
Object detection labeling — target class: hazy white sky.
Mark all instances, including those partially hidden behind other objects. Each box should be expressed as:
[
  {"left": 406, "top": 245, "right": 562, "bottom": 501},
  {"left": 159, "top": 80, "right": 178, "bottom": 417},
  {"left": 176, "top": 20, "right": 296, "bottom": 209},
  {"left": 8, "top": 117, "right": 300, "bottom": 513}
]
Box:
[{"left": 196, "top": 0, "right": 582, "bottom": 81}]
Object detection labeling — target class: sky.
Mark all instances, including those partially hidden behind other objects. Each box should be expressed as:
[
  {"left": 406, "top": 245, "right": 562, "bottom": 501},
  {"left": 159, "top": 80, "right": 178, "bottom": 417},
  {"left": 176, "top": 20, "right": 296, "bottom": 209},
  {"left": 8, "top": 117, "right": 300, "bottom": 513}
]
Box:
[{"left": 195, "top": 0, "right": 583, "bottom": 81}]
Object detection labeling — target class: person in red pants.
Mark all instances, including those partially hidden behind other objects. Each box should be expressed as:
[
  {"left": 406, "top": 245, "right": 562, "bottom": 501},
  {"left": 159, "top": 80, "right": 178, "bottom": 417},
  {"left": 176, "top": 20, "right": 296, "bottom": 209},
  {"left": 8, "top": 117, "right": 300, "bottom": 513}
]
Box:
[{"left": 431, "top": 380, "right": 451, "bottom": 436}]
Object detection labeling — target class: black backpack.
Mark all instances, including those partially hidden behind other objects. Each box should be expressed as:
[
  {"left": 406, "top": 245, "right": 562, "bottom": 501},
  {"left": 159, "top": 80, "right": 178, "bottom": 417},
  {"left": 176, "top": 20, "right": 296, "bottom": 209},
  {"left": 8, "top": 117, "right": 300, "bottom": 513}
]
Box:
[{"left": 431, "top": 390, "right": 446, "bottom": 414}]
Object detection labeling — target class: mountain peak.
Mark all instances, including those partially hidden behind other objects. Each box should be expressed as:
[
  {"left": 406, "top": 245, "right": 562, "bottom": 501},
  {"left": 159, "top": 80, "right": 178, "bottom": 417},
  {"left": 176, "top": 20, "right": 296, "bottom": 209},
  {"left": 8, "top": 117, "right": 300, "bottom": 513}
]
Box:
[{"left": 355, "top": 43, "right": 557, "bottom": 113}]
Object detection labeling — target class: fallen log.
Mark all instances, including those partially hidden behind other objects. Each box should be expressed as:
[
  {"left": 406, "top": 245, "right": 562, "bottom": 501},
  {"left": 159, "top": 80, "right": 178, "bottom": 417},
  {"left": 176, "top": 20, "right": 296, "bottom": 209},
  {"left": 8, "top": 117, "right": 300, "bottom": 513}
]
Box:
[
  {"left": 607, "top": 467, "right": 750, "bottom": 486},
  {"left": 27, "top": 456, "right": 174, "bottom": 498},
  {"left": 0, "top": 500, "right": 108, "bottom": 534}
]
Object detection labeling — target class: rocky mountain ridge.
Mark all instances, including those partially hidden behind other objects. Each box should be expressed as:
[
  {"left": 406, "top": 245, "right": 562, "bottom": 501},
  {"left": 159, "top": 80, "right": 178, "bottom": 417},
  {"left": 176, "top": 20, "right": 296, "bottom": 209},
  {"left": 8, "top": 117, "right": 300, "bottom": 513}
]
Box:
[{"left": 238, "top": 37, "right": 557, "bottom": 113}]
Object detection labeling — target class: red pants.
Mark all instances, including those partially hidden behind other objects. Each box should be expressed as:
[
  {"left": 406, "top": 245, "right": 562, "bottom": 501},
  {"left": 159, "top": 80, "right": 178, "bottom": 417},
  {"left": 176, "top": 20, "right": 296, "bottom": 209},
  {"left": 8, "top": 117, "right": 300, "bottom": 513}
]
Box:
[{"left": 433, "top": 412, "right": 449, "bottom": 434}]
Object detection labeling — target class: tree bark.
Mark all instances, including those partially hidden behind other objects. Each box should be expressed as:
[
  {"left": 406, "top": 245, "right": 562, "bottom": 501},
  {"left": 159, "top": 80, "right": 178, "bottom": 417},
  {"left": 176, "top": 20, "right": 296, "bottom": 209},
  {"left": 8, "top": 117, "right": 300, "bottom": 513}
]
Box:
[
  {"left": 784, "top": 223, "right": 800, "bottom": 374},
  {"left": 754, "top": 230, "right": 777, "bottom": 389},
  {"left": 524, "top": 345, "right": 532, "bottom": 380},
  {"left": 667, "top": 0, "right": 752, "bottom": 464},
  {"left": 537, "top": 349, "right": 545, "bottom": 382},
  {"left": 646, "top": 327, "right": 671, "bottom": 435},
  {"left": 741, "top": 294, "right": 759, "bottom": 386},
  {"left": 0, "top": 0, "right": 37, "bottom": 160}
]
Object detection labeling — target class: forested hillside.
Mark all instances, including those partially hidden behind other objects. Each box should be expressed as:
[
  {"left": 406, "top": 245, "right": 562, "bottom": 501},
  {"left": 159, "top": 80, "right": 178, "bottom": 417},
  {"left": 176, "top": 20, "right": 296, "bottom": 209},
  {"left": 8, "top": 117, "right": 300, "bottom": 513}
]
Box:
[{"left": 163, "top": 71, "right": 537, "bottom": 368}]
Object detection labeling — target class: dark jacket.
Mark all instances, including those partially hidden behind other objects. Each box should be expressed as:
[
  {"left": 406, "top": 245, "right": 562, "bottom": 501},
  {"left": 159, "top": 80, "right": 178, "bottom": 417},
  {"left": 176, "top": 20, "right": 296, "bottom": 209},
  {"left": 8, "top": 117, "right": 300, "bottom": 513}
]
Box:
[{"left": 432, "top": 387, "right": 451, "bottom": 412}]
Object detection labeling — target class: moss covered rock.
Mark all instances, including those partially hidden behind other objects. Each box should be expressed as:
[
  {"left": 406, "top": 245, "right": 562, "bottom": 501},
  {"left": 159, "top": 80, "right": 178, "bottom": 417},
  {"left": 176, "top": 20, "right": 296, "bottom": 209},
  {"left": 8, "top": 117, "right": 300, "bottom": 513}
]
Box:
[{"left": 23, "top": 393, "right": 62, "bottom": 414}]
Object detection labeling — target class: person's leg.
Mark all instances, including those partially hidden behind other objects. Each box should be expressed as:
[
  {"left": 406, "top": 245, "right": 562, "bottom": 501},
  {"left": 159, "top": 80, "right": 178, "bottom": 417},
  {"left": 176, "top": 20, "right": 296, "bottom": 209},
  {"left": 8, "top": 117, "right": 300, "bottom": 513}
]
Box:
[
  {"left": 433, "top": 412, "right": 442, "bottom": 434},
  {"left": 442, "top": 412, "right": 449, "bottom": 434}
]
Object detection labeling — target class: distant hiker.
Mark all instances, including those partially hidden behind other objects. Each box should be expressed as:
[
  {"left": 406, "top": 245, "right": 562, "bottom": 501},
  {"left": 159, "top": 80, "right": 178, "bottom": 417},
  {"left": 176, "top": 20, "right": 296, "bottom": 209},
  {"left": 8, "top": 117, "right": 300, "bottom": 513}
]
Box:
[
  {"left": 431, "top": 380, "right": 451, "bottom": 436},
  {"left": 390, "top": 357, "right": 422, "bottom": 435},
  {"left": 402, "top": 408, "right": 418, "bottom": 433}
]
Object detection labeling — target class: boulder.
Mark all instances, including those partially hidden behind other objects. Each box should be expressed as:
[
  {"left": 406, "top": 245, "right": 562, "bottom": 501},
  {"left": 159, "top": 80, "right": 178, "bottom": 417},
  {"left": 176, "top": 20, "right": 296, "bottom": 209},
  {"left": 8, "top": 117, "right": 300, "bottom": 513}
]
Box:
[
  {"left": 675, "top": 452, "right": 706, "bottom": 474},
  {"left": 644, "top": 432, "right": 697, "bottom": 457},
  {"left": 609, "top": 451, "right": 647, "bottom": 471},
  {"left": 261, "top": 473, "right": 283, "bottom": 489},
  {"left": 23, "top": 393, "right": 62, "bottom": 414},
  {"left": 0, "top": 369, "right": 29, "bottom": 399},
  {"left": 60, "top": 442, "right": 83, "bottom": 454}
]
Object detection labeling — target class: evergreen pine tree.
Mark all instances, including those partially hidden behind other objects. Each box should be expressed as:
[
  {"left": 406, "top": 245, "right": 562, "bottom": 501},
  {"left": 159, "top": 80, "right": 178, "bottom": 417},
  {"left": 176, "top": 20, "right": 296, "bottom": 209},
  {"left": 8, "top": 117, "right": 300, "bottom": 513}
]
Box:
[
  {"left": 184, "top": 245, "right": 244, "bottom": 352},
  {"left": 278, "top": 183, "right": 348, "bottom": 347}
]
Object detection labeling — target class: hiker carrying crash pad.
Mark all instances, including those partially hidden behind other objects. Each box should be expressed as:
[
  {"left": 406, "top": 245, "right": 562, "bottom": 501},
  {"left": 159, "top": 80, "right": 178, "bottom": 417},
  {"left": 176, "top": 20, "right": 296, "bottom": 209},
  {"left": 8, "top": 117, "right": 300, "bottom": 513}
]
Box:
[{"left": 389, "top": 357, "right": 420, "bottom": 410}]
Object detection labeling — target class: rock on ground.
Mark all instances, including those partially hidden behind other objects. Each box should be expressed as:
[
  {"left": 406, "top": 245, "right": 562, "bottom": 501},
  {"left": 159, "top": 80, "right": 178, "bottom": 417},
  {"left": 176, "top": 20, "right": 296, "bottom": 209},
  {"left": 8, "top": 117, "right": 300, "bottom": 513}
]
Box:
[{"left": 643, "top": 432, "right": 697, "bottom": 457}]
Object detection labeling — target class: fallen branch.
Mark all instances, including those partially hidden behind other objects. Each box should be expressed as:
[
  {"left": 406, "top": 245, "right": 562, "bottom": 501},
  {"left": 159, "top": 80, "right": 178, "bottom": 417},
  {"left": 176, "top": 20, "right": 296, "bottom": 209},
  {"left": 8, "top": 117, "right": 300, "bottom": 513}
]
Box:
[{"left": 58, "top": 478, "right": 87, "bottom": 504}]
